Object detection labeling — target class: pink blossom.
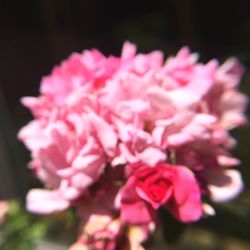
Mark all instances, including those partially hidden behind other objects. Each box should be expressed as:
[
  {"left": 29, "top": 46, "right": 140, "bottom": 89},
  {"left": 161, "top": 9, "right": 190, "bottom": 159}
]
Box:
[
  {"left": 18, "top": 42, "right": 247, "bottom": 248},
  {"left": 120, "top": 163, "right": 202, "bottom": 224},
  {"left": 70, "top": 215, "right": 123, "bottom": 250}
]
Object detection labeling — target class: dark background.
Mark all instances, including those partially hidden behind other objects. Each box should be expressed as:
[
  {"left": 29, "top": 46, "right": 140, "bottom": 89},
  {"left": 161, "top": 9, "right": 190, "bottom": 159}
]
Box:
[
  {"left": 1, "top": 0, "right": 250, "bottom": 114},
  {"left": 0, "top": 0, "right": 249, "bottom": 248}
]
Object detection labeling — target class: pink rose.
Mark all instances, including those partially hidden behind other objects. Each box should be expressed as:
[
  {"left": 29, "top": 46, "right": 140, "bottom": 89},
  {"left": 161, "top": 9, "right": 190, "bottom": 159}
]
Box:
[
  {"left": 133, "top": 166, "right": 174, "bottom": 209},
  {"left": 121, "top": 163, "right": 202, "bottom": 224}
]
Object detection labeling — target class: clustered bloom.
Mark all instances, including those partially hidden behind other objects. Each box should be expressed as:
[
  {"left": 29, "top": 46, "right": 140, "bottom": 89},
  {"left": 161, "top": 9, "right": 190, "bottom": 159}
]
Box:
[{"left": 18, "top": 42, "right": 247, "bottom": 250}]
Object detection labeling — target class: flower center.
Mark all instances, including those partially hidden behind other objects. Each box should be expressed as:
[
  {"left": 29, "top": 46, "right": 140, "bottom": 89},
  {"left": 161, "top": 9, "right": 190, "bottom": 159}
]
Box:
[{"left": 147, "top": 179, "right": 171, "bottom": 202}]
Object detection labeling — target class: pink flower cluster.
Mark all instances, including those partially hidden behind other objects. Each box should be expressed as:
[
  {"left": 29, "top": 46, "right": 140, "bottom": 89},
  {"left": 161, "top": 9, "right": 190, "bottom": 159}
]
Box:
[{"left": 18, "top": 42, "right": 247, "bottom": 250}]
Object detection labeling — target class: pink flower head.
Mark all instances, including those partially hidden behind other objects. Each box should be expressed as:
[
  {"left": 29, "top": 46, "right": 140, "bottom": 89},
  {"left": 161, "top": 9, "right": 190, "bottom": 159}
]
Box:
[
  {"left": 70, "top": 215, "right": 123, "bottom": 250},
  {"left": 120, "top": 163, "right": 202, "bottom": 224},
  {"left": 18, "top": 41, "right": 247, "bottom": 249}
]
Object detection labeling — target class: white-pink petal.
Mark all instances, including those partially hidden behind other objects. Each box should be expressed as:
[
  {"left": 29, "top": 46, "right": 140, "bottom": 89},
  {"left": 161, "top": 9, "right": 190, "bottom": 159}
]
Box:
[
  {"left": 89, "top": 113, "right": 118, "bottom": 157},
  {"left": 26, "top": 189, "right": 70, "bottom": 214},
  {"left": 208, "top": 169, "right": 244, "bottom": 203}
]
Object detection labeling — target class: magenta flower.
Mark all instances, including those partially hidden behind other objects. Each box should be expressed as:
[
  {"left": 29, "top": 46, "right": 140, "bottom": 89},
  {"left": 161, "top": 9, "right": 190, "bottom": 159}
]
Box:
[{"left": 120, "top": 163, "right": 202, "bottom": 224}]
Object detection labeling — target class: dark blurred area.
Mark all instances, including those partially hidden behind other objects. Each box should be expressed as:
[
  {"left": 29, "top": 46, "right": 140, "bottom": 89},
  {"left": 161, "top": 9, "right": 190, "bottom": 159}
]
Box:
[
  {"left": 0, "top": 0, "right": 250, "bottom": 249},
  {"left": 1, "top": 0, "right": 250, "bottom": 114}
]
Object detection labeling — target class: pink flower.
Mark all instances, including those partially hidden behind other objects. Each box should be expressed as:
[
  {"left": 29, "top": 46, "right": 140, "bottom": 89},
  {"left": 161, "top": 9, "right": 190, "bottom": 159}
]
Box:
[
  {"left": 70, "top": 215, "right": 154, "bottom": 250},
  {"left": 70, "top": 215, "right": 123, "bottom": 250},
  {"left": 120, "top": 163, "right": 202, "bottom": 224},
  {"left": 18, "top": 42, "right": 247, "bottom": 249}
]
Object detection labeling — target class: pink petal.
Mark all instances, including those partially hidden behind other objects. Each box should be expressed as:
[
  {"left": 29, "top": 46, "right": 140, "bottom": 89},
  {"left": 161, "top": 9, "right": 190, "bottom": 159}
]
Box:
[
  {"left": 121, "top": 200, "right": 154, "bottom": 224},
  {"left": 18, "top": 121, "right": 48, "bottom": 152},
  {"left": 121, "top": 41, "right": 136, "bottom": 59},
  {"left": 170, "top": 166, "right": 202, "bottom": 222},
  {"left": 26, "top": 189, "right": 69, "bottom": 214},
  {"left": 89, "top": 113, "right": 117, "bottom": 157},
  {"left": 208, "top": 169, "right": 244, "bottom": 202},
  {"left": 136, "top": 147, "right": 166, "bottom": 166}
]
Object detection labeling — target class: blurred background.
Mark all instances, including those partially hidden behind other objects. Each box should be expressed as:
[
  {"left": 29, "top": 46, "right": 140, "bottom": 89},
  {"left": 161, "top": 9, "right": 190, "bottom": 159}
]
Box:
[{"left": 0, "top": 0, "right": 249, "bottom": 249}]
